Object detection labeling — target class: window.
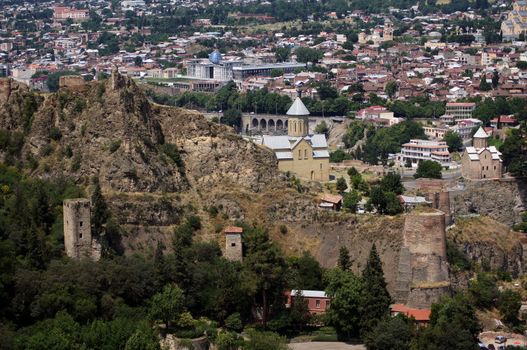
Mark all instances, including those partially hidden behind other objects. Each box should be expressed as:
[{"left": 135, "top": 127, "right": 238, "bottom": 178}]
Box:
[
  {"left": 79, "top": 221, "right": 83, "bottom": 227},
  {"left": 326, "top": 300, "right": 330, "bottom": 308},
  {"left": 320, "top": 163, "right": 322, "bottom": 169},
  {"left": 304, "top": 149, "right": 307, "bottom": 159},
  {"left": 494, "top": 166, "right": 496, "bottom": 170},
  {"left": 79, "top": 233, "right": 82, "bottom": 239},
  {"left": 482, "top": 166, "right": 484, "bottom": 170},
  {"left": 486, "top": 166, "right": 488, "bottom": 170},
  {"left": 298, "top": 150, "right": 301, "bottom": 160},
  {"left": 315, "top": 300, "right": 321, "bottom": 308},
  {"left": 231, "top": 243, "right": 236, "bottom": 247}
]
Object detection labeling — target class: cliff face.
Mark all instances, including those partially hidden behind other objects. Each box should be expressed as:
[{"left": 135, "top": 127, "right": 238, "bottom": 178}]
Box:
[
  {"left": 0, "top": 73, "right": 280, "bottom": 194},
  {"left": 451, "top": 179, "right": 527, "bottom": 226},
  {"left": 447, "top": 216, "right": 525, "bottom": 277}
]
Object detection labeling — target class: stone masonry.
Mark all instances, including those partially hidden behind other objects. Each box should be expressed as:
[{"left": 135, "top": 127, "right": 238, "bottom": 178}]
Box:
[
  {"left": 224, "top": 226, "right": 243, "bottom": 261},
  {"left": 395, "top": 209, "right": 450, "bottom": 308},
  {"left": 63, "top": 198, "right": 101, "bottom": 261}
]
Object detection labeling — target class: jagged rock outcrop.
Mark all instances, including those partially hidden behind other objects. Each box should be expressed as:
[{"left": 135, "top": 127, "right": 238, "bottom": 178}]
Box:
[
  {"left": 451, "top": 179, "right": 527, "bottom": 226},
  {"left": 448, "top": 216, "right": 524, "bottom": 277}
]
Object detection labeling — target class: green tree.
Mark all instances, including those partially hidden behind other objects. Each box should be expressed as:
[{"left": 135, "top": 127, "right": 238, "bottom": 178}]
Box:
[
  {"left": 369, "top": 186, "right": 387, "bottom": 213},
  {"left": 498, "top": 289, "right": 522, "bottom": 326},
  {"left": 243, "top": 330, "right": 289, "bottom": 350},
  {"left": 243, "top": 228, "right": 287, "bottom": 327},
  {"left": 338, "top": 246, "right": 351, "bottom": 271},
  {"left": 380, "top": 172, "right": 404, "bottom": 195},
  {"left": 364, "top": 314, "right": 415, "bottom": 350},
  {"left": 347, "top": 167, "right": 359, "bottom": 178},
  {"left": 222, "top": 109, "right": 242, "bottom": 130},
  {"left": 414, "top": 160, "right": 442, "bottom": 179},
  {"left": 290, "top": 290, "right": 311, "bottom": 331},
  {"left": 385, "top": 80, "right": 397, "bottom": 99},
  {"left": 314, "top": 121, "right": 329, "bottom": 137},
  {"left": 287, "top": 251, "right": 324, "bottom": 290},
  {"left": 517, "top": 61, "right": 527, "bottom": 70},
  {"left": 216, "top": 331, "right": 242, "bottom": 350},
  {"left": 443, "top": 131, "right": 463, "bottom": 152},
  {"left": 343, "top": 190, "right": 361, "bottom": 213},
  {"left": 336, "top": 177, "right": 348, "bottom": 194},
  {"left": 468, "top": 273, "right": 499, "bottom": 309},
  {"left": 148, "top": 284, "right": 185, "bottom": 328},
  {"left": 91, "top": 178, "right": 109, "bottom": 237},
  {"left": 479, "top": 77, "right": 492, "bottom": 92},
  {"left": 134, "top": 56, "right": 143, "bottom": 67},
  {"left": 325, "top": 268, "right": 364, "bottom": 340},
  {"left": 295, "top": 47, "right": 323, "bottom": 64},
  {"left": 274, "top": 46, "right": 291, "bottom": 62},
  {"left": 360, "top": 244, "right": 391, "bottom": 335},
  {"left": 385, "top": 192, "right": 403, "bottom": 215},
  {"left": 124, "top": 326, "right": 160, "bottom": 350}
]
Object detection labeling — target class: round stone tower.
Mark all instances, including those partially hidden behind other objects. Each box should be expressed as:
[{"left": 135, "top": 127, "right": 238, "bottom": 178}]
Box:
[
  {"left": 395, "top": 208, "right": 450, "bottom": 308},
  {"left": 287, "top": 97, "right": 310, "bottom": 137}
]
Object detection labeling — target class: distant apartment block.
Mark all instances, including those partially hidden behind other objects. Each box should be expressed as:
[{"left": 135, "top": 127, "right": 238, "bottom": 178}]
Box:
[
  {"left": 121, "top": 0, "right": 146, "bottom": 11},
  {"left": 53, "top": 7, "right": 89, "bottom": 21},
  {"left": 445, "top": 102, "right": 476, "bottom": 122},
  {"left": 397, "top": 139, "right": 451, "bottom": 168}
]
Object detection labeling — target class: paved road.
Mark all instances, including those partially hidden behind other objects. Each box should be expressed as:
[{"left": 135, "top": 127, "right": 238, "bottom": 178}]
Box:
[{"left": 289, "top": 342, "right": 366, "bottom": 350}]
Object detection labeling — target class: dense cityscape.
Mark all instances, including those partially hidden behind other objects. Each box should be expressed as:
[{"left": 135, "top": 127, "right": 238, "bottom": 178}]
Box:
[{"left": 0, "top": 0, "right": 526, "bottom": 349}]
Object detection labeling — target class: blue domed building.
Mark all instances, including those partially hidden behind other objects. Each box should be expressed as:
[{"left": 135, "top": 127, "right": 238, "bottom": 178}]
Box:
[{"left": 209, "top": 50, "right": 222, "bottom": 64}]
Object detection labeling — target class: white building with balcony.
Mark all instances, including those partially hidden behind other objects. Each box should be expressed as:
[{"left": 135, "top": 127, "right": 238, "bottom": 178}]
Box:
[{"left": 397, "top": 139, "right": 451, "bottom": 168}]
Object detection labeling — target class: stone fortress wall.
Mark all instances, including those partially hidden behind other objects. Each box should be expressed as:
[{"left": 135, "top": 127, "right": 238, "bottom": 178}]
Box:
[
  {"left": 395, "top": 209, "right": 450, "bottom": 308},
  {"left": 63, "top": 198, "right": 101, "bottom": 261}
]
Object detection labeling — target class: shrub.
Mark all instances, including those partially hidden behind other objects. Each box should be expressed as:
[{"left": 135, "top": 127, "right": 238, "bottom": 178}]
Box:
[
  {"left": 49, "top": 127, "right": 62, "bottom": 141},
  {"left": 40, "top": 144, "right": 54, "bottom": 157},
  {"left": 109, "top": 140, "right": 122, "bottom": 153}
]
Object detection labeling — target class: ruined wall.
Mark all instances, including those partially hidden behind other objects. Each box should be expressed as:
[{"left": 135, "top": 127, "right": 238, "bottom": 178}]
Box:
[
  {"left": 63, "top": 199, "right": 101, "bottom": 261},
  {"left": 225, "top": 233, "right": 242, "bottom": 261},
  {"left": 59, "top": 75, "right": 87, "bottom": 91},
  {"left": 395, "top": 209, "right": 450, "bottom": 308}
]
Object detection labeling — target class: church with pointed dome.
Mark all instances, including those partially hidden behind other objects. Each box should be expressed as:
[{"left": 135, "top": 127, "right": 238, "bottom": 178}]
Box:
[
  {"left": 262, "top": 98, "right": 330, "bottom": 182},
  {"left": 461, "top": 127, "right": 502, "bottom": 180}
]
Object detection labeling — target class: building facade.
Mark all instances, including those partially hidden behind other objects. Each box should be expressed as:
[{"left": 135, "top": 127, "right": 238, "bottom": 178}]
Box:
[
  {"left": 461, "top": 127, "right": 503, "bottom": 180},
  {"left": 224, "top": 226, "right": 243, "bottom": 262},
  {"left": 445, "top": 102, "right": 476, "bottom": 122},
  {"left": 286, "top": 290, "right": 331, "bottom": 315},
  {"left": 53, "top": 7, "right": 89, "bottom": 21},
  {"left": 262, "top": 98, "right": 330, "bottom": 181},
  {"left": 397, "top": 139, "right": 451, "bottom": 168},
  {"left": 501, "top": 0, "right": 527, "bottom": 41}
]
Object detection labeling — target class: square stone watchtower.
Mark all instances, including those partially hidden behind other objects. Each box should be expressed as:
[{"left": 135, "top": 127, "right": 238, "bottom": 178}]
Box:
[
  {"left": 224, "top": 226, "right": 243, "bottom": 261},
  {"left": 63, "top": 199, "right": 101, "bottom": 261}
]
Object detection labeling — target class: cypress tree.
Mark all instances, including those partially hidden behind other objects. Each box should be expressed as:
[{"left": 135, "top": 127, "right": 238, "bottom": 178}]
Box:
[
  {"left": 91, "top": 178, "right": 108, "bottom": 237},
  {"left": 360, "top": 244, "right": 391, "bottom": 335},
  {"left": 338, "top": 246, "right": 351, "bottom": 271}
]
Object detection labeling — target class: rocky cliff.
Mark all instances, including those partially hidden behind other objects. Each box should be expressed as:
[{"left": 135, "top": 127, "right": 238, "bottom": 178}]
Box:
[{"left": 451, "top": 179, "right": 527, "bottom": 226}]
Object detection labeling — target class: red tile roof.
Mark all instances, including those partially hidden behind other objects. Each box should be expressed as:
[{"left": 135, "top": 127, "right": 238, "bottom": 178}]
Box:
[
  {"left": 390, "top": 304, "right": 431, "bottom": 322},
  {"left": 224, "top": 226, "right": 243, "bottom": 234}
]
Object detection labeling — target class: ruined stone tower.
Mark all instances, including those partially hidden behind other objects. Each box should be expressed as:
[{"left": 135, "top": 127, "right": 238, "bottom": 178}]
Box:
[
  {"left": 395, "top": 209, "right": 450, "bottom": 308},
  {"left": 383, "top": 19, "right": 394, "bottom": 41},
  {"left": 63, "top": 199, "right": 101, "bottom": 261},
  {"left": 224, "top": 226, "right": 243, "bottom": 261}
]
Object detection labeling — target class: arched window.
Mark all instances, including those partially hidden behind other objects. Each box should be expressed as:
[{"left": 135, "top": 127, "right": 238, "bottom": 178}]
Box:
[
  {"left": 304, "top": 149, "right": 307, "bottom": 159},
  {"left": 298, "top": 150, "right": 301, "bottom": 160},
  {"left": 294, "top": 122, "right": 297, "bottom": 133}
]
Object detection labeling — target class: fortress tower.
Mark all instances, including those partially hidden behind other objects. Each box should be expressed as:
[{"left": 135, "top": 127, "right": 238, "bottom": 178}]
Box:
[
  {"left": 63, "top": 199, "right": 101, "bottom": 261},
  {"left": 395, "top": 209, "right": 450, "bottom": 308},
  {"left": 224, "top": 226, "right": 243, "bottom": 261}
]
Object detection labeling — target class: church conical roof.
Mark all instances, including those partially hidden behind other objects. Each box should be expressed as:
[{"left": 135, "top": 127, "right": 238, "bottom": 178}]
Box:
[
  {"left": 286, "top": 97, "right": 310, "bottom": 116},
  {"left": 473, "top": 126, "right": 489, "bottom": 138}
]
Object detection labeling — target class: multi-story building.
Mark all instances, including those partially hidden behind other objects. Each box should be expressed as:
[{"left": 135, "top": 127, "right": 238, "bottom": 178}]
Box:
[
  {"left": 451, "top": 119, "right": 482, "bottom": 140},
  {"left": 397, "top": 139, "right": 451, "bottom": 168},
  {"left": 445, "top": 102, "right": 476, "bottom": 122},
  {"left": 53, "top": 7, "right": 89, "bottom": 21},
  {"left": 232, "top": 62, "right": 306, "bottom": 80},
  {"left": 355, "top": 105, "right": 402, "bottom": 126}
]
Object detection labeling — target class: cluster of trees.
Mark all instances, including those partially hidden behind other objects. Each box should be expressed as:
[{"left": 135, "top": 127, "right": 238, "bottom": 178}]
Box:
[
  {"left": 353, "top": 121, "right": 427, "bottom": 165},
  {"left": 414, "top": 160, "right": 443, "bottom": 179},
  {"left": 389, "top": 96, "right": 446, "bottom": 119}
]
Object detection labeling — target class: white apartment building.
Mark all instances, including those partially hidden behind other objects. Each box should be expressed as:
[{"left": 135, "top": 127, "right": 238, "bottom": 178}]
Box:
[
  {"left": 397, "top": 139, "right": 451, "bottom": 168},
  {"left": 445, "top": 102, "right": 476, "bottom": 122}
]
